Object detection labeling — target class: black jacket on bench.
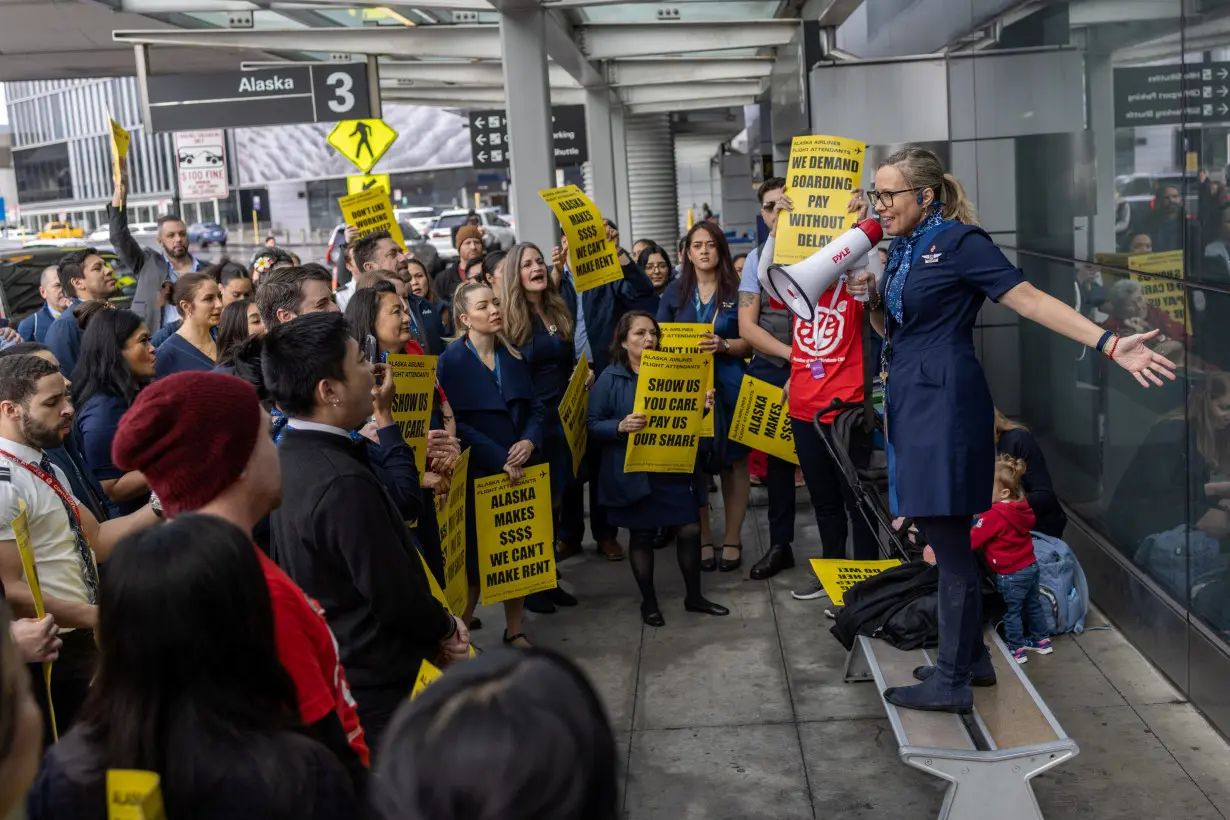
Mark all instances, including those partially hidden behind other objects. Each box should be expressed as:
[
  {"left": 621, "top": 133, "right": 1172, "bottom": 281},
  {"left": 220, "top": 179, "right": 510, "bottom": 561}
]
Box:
[{"left": 270, "top": 428, "right": 454, "bottom": 693}]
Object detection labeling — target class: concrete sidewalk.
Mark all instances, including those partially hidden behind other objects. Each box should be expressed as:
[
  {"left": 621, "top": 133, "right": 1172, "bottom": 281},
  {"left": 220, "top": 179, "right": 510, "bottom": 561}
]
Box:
[{"left": 473, "top": 490, "right": 1230, "bottom": 819}]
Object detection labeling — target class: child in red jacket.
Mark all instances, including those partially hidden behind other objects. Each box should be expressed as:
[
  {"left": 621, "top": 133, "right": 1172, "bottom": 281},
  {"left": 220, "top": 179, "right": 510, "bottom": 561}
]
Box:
[{"left": 972, "top": 455, "right": 1054, "bottom": 664}]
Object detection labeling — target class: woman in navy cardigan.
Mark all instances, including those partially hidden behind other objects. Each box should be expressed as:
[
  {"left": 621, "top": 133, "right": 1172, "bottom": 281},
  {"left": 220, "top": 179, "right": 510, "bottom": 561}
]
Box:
[
  {"left": 587, "top": 310, "right": 728, "bottom": 627},
  {"left": 437, "top": 280, "right": 545, "bottom": 648}
]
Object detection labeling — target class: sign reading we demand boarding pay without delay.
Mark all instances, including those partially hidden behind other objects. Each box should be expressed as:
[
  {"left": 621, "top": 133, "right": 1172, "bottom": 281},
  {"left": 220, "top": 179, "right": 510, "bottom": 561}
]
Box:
[{"left": 773, "top": 135, "right": 867, "bottom": 267}]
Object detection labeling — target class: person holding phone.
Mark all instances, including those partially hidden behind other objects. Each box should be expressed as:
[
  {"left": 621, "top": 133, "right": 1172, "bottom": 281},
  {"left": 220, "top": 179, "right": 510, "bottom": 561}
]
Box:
[{"left": 437, "top": 280, "right": 544, "bottom": 648}]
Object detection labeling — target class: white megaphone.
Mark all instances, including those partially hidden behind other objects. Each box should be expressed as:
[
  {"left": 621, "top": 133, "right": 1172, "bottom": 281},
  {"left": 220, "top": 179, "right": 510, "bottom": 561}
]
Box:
[{"left": 764, "top": 219, "right": 884, "bottom": 322}]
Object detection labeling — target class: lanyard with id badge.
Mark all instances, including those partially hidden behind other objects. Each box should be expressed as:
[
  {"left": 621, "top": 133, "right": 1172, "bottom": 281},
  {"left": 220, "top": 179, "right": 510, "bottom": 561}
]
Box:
[{"left": 807, "top": 276, "right": 847, "bottom": 381}]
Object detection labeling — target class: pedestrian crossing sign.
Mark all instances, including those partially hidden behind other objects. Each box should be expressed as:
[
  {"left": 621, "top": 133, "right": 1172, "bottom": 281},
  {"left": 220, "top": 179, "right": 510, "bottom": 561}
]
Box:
[
  {"left": 347, "top": 174, "right": 391, "bottom": 195},
  {"left": 328, "top": 118, "right": 398, "bottom": 173}
]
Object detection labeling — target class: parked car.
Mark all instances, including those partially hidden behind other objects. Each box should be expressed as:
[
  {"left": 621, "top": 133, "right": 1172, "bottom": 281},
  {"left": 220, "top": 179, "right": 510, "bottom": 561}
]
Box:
[
  {"left": 325, "top": 220, "right": 443, "bottom": 287},
  {"left": 394, "top": 207, "right": 439, "bottom": 236},
  {"left": 427, "top": 208, "right": 516, "bottom": 260},
  {"left": 37, "top": 221, "right": 84, "bottom": 240},
  {"left": 0, "top": 245, "right": 135, "bottom": 322},
  {"left": 188, "top": 222, "right": 228, "bottom": 248},
  {"left": 88, "top": 222, "right": 158, "bottom": 243}
]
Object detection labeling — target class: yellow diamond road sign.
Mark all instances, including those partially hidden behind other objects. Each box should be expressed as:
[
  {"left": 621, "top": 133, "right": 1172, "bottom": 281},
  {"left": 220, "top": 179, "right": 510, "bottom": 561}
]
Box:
[
  {"left": 347, "top": 174, "right": 391, "bottom": 195},
  {"left": 328, "top": 118, "right": 398, "bottom": 173}
]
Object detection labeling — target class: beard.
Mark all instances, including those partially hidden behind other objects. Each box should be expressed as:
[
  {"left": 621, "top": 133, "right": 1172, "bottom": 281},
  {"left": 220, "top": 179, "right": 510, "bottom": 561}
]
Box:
[{"left": 20, "top": 413, "right": 66, "bottom": 451}]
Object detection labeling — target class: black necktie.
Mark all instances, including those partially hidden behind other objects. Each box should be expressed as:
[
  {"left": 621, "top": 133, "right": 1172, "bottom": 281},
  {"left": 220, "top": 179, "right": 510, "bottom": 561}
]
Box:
[{"left": 39, "top": 453, "right": 99, "bottom": 605}]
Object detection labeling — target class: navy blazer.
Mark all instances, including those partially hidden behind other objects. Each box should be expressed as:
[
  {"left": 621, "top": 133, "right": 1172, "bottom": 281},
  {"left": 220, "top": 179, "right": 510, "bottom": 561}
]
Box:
[
  {"left": 17, "top": 304, "right": 57, "bottom": 344},
  {"left": 587, "top": 363, "right": 653, "bottom": 509},
  {"left": 46, "top": 301, "right": 86, "bottom": 378},
  {"left": 408, "top": 293, "right": 446, "bottom": 355},
  {"left": 559, "top": 259, "right": 656, "bottom": 375},
  {"left": 436, "top": 338, "right": 544, "bottom": 478}
]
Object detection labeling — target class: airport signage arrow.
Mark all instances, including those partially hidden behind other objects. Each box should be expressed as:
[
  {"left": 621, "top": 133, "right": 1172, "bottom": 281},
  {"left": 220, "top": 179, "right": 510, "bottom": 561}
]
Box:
[{"left": 1114, "top": 62, "right": 1230, "bottom": 127}]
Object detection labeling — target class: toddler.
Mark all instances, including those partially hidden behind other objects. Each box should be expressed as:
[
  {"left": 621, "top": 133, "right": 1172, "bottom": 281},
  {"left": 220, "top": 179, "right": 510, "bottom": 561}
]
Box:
[{"left": 971, "top": 455, "right": 1054, "bottom": 664}]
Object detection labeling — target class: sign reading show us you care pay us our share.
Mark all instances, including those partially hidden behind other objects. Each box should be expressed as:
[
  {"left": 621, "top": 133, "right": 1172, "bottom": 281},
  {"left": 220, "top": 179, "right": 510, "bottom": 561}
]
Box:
[
  {"left": 624, "top": 350, "right": 708, "bottom": 474},
  {"left": 773, "top": 135, "right": 867, "bottom": 267},
  {"left": 539, "top": 185, "right": 624, "bottom": 293},
  {"left": 475, "top": 464, "right": 557, "bottom": 605}
]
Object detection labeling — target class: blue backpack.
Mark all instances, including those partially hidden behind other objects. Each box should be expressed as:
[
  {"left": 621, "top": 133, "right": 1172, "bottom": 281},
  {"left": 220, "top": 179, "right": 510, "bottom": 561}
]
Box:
[{"left": 1031, "top": 533, "right": 1089, "bottom": 634}]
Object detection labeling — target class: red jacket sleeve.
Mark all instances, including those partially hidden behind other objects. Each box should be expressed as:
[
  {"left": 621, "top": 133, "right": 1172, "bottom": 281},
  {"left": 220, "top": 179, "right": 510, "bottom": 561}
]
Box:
[
  {"left": 969, "top": 508, "right": 1005, "bottom": 553},
  {"left": 267, "top": 577, "right": 338, "bottom": 725}
]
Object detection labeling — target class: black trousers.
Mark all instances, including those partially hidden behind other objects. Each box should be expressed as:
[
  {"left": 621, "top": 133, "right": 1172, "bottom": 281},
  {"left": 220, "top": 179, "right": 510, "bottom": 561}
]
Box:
[
  {"left": 352, "top": 681, "right": 413, "bottom": 760},
  {"left": 28, "top": 627, "right": 96, "bottom": 747},
  {"left": 559, "top": 451, "right": 616, "bottom": 543},
  {"left": 790, "top": 418, "right": 879, "bottom": 560},
  {"left": 747, "top": 358, "right": 797, "bottom": 547}
]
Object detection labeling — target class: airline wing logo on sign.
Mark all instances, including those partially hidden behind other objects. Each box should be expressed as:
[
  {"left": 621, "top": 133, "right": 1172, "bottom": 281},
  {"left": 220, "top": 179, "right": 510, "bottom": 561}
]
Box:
[
  {"left": 328, "top": 118, "right": 399, "bottom": 173},
  {"left": 173, "top": 130, "right": 228, "bottom": 202}
]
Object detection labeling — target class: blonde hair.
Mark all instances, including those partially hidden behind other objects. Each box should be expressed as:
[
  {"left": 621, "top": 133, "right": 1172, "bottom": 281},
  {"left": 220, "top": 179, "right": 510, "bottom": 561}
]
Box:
[
  {"left": 993, "top": 408, "right": 1028, "bottom": 444},
  {"left": 450, "top": 279, "right": 523, "bottom": 359},
  {"left": 880, "top": 146, "right": 978, "bottom": 225},
  {"left": 994, "top": 454, "right": 1026, "bottom": 500},
  {"left": 498, "top": 242, "right": 574, "bottom": 347}
]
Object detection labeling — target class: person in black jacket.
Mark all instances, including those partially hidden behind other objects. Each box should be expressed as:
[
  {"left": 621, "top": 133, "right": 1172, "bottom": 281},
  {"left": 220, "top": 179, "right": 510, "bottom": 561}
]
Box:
[
  {"left": 262, "top": 313, "right": 469, "bottom": 751},
  {"left": 993, "top": 410, "right": 1067, "bottom": 538},
  {"left": 26, "top": 515, "right": 357, "bottom": 820}
]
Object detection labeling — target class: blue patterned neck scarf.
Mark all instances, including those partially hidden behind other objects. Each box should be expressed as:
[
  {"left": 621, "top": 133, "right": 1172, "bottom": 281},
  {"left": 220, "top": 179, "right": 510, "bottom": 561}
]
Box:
[{"left": 884, "top": 206, "right": 948, "bottom": 324}]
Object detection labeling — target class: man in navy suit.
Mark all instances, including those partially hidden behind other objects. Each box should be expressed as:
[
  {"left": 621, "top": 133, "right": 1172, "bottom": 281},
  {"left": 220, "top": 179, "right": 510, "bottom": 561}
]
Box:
[{"left": 17, "top": 266, "right": 72, "bottom": 344}]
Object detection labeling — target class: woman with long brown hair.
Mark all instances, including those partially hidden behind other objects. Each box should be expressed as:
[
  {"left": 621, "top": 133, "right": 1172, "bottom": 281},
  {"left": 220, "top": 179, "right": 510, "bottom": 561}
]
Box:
[{"left": 657, "top": 221, "right": 753, "bottom": 572}]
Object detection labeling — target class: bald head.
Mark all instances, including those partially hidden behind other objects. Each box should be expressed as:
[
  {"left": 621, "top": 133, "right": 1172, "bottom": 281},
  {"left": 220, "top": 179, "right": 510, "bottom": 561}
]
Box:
[{"left": 39, "top": 265, "right": 69, "bottom": 312}]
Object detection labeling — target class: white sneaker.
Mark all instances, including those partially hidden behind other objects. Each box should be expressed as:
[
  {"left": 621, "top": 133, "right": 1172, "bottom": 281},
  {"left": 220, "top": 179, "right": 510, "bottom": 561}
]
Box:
[{"left": 792, "top": 577, "right": 827, "bottom": 601}]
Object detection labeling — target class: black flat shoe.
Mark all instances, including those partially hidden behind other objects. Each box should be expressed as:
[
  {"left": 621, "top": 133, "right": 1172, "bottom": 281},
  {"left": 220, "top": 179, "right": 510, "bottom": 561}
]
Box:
[
  {"left": 547, "top": 586, "right": 578, "bottom": 607},
  {"left": 468, "top": 617, "right": 483, "bottom": 631},
  {"left": 718, "top": 544, "right": 742, "bottom": 573},
  {"left": 749, "top": 544, "right": 795, "bottom": 580},
  {"left": 524, "top": 592, "right": 556, "bottom": 614},
  {"left": 700, "top": 543, "right": 717, "bottom": 572},
  {"left": 684, "top": 598, "right": 730, "bottom": 617},
  {"left": 641, "top": 610, "right": 666, "bottom": 627},
  {"left": 503, "top": 630, "right": 531, "bottom": 647}
]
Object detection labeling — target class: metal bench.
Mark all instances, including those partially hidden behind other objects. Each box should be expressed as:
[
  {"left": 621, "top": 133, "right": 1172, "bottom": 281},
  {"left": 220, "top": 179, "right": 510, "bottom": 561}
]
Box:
[{"left": 844, "top": 629, "right": 1078, "bottom": 819}]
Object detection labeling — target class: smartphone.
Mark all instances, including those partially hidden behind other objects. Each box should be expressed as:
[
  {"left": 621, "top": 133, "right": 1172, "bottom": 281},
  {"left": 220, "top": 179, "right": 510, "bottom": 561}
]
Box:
[{"left": 364, "top": 334, "right": 378, "bottom": 364}]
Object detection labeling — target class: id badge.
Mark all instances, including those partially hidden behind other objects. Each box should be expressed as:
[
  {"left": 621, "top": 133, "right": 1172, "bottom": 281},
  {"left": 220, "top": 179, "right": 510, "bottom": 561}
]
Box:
[{"left": 809, "top": 360, "right": 826, "bottom": 380}]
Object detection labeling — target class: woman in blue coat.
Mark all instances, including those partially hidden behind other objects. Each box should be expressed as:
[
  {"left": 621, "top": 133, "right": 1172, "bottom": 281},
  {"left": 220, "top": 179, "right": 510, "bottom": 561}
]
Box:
[
  {"left": 437, "top": 280, "right": 545, "bottom": 649},
  {"left": 657, "top": 222, "right": 753, "bottom": 572},
  {"left": 588, "top": 310, "right": 728, "bottom": 626},
  {"left": 846, "top": 147, "right": 1175, "bottom": 713},
  {"left": 155, "top": 272, "right": 222, "bottom": 378}
]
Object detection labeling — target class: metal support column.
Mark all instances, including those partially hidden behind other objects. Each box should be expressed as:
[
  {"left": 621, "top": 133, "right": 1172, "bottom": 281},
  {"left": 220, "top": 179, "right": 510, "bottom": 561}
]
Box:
[
  {"left": 499, "top": 7, "right": 557, "bottom": 247},
  {"left": 610, "top": 101, "right": 633, "bottom": 244},
  {"left": 584, "top": 88, "right": 618, "bottom": 221},
  {"left": 625, "top": 113, "right": 678, "bottom": 260}
]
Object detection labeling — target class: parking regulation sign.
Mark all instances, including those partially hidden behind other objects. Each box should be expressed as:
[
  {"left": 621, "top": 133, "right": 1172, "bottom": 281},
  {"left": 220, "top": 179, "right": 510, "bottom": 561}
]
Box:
[{"left": 174, "top": 130, "right": 229, "bottom": 201}]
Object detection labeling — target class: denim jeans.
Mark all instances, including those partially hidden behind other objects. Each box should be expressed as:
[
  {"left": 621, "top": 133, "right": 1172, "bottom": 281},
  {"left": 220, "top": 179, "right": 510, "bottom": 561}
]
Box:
[{"left": 994, "top": 562, "right": 1050, "bottom": 650}]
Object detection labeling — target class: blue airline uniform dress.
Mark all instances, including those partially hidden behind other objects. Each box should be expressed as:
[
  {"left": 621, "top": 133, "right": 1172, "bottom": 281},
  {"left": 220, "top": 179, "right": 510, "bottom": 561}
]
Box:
[
  {"left": 881, "top": 223, "right": 1025, "bottom": 517},
  {"left": 517, "top": 315, "right": 574, "bottom": 499}
]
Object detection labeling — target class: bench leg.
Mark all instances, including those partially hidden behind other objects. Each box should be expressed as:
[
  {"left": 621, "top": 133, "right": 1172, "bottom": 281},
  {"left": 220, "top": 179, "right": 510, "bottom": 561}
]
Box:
[
  {"left": 844, "top": 640, "right": 872, "bottom": 683},
  {"left": 903, "top": 744, "right": 1077, "bottom": 820}
]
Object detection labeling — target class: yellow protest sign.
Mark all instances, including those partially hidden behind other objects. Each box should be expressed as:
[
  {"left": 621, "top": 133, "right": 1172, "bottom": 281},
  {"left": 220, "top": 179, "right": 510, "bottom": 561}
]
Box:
[
  {"left": 347, "top": 173, "right": 391, "bottom": 195},
  {"left": 475, "top": 463, "right": 557, "bottom": 605},
  {"left": 386, "top": 354, "right": 437, "bottom": 475},
  {"left": 339, "top": 185, "right": 406, "bottom": 251},
  {"left": 15, "top": 499, "right": 56, "bottom": 742},
  {"left": 810, "top": 558, "right": 901, "bottom": 606},
  {"left": 107, "top": 770, "right": 166, "bottom": 820},
  {"left": 538, "top": 185, "right": 623, "bottom": 293},
  {"left": 411, "top": 659, "right": 443, "bottom": 700},
  {"left": 728, "top": 375, "right": 798, "bottom": 465},
  {"left": 624, "top": 350, "right": 707, "bottom": 474},
  {"left": 557, "top": 353, "right": 590, "bottom": 477},
  {"left": 328, "top": 118, "right": 399, "bottom": 173},
  {"left": 1128, "top": 250, "right": 1190, "bottom": 334},
  {"left": 441, "top": 448, "right": 469, "bottom": 618},
  {"left": 109, "top": 118, "right": 130, "bottom": 209},
  {"left": 774, "top": 135, "right": 867, "bottom": 267},
  {"left": 657, "top": 323, "right": 715, "bottom": 438}
]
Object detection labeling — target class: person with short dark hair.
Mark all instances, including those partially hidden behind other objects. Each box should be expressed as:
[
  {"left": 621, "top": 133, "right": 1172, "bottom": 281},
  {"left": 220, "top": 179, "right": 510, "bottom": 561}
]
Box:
[
  {"left": 17, "top": 266, "right": 71, "bottom": 345},
  {"left": 372, "top": 648, "right": 618, "bottom": 820},
  {"left": 44, "top": 249, "right": 118, "bottom": 379},
  {"left": 434, "top": 224, "right": 486, "bottom": 304},
  {"left": 406, "top": 257, "right": 450, "bottom": 333},
  {"left": 71, "top": 309, "right": 155, "bottom": 518},
  {"left": 250, "top": 246, "right": 295, "bottom": 284},
  {"left": 26, "top": 514, "right": 358, "bottom": 819},
  {"left": 481, "top": 250, "right": 506, "bottom": 289},
  {"left": 217, "top": 260, "right": 255, "bottom": 305},
  {"left": 353, "top": 231, "right": 446, "bottom": 354},
  {"left": 631, "top": 238, "right": 655, "bottom": 261},
  {"left": 263, "top": 313, "right": 468, "bottom": 750},
  {"left": 637, "top": 244, "right": 672, "bottom": 300},
  {"left": 215, "top": 299, "right": 264, "bottom": 373},
  {"left": 0, "top": 354, "right": 157, "bottom": 743},
  {"left": 110, "top": 163, "right": 201, "bottom": 336},
  {"left": 155, "top": 271, "right": 223, "bottom": 378},
  {"left": 255, "top": 265, "right": 339, "bottom": 330}
]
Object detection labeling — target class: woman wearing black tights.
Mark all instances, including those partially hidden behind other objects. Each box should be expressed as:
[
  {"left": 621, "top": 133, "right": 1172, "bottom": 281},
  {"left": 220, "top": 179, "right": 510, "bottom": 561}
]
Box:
[{"left": 587, "top": 311, "right": 728, "bottom": 626}]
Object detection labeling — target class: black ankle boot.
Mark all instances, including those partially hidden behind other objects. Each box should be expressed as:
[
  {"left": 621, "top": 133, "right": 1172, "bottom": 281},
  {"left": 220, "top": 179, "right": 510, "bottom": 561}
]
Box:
[
  {"left": 524, "top": 592, "right": 556, "bottom": 614},
  {"left": 749, "top": 544, "right": 795, "bottom": 580}
]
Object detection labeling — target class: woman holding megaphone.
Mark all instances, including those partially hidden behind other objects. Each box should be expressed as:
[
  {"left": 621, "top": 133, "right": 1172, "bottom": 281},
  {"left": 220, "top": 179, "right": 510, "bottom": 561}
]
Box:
[{"left": 842, "top": 146, "right": 1175, "bottom": 714}]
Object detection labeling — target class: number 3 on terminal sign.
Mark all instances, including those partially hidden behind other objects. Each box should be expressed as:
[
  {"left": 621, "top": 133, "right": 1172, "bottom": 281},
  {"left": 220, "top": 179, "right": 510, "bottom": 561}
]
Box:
[{"left": 326, "top": 71, "right": 355, "bottom": 114}]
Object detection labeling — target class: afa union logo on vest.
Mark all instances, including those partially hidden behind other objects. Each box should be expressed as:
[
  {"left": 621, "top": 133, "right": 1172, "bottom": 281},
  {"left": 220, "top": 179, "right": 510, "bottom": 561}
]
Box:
[
  {"left": 795, "top": 307, "right": 845, "bottom": 358},
  {"left": 239, "top": 75, "right": 296, "bottom": 93}
]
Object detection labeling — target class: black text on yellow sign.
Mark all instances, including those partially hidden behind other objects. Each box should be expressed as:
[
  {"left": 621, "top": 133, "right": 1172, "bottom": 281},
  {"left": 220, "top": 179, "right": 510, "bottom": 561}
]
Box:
[
  {"left": 338, "top": 185, "right": 406, "bottom": 250},
  {"left": 538, "top": 184, "right": 624, "bottom": 293},
  {"left": 107, "top": 769, "right": 167, "bottom": 820},
  {"left": 624, "top": 350, "right": 708, "bottom": 474},
  {"left": 475, "top": 463, "right": 557, "bottom": 605},
  {"left": 441, "top": 448, "right": 470, "bottom": 617},
  {"left": 557, "top": 353, "right": 590, "bottom": 477},
  {"left": 385, "top": 354, "right": 437, "bottom": 474},
  {"left": 328, "top": 118, "right": 399, "bottom": 174},
  {"left": 809, "top": 558, "right": 901, "bottom": 606},
  {"left": 347, "top": 173, "right": 391, "bottom": 195},
  {"left": 657, "top": 323, "right": 714, "bottom": 438},
  {"left": 773, "top": 135, "right": 867, "bottom": 267},
  {"left": 728, "top": 375, "right": 798, "bottom": 465}
]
